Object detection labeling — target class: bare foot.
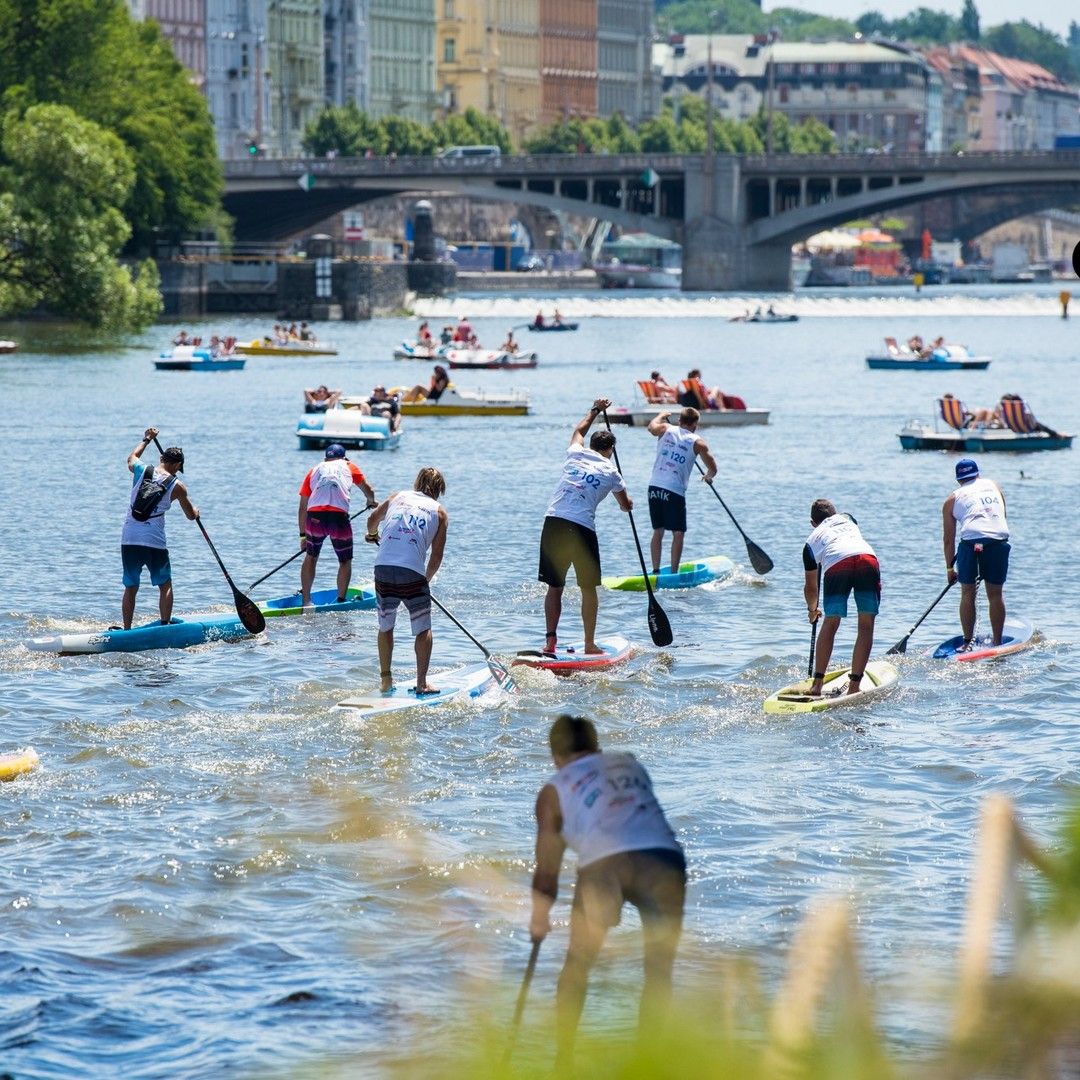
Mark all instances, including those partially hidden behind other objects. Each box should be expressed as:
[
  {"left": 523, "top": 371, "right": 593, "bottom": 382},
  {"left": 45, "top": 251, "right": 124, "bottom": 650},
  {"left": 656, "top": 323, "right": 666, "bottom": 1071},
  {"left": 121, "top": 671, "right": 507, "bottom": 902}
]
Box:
[
  {"left": 380, "top": 671, "right": 393, "bottom": 694},
  {"left": 414, "top": 685, "right": 440, "bottom": 697},
  {"left": 846, "top": 678, "right": 863, "bottom": 696},
  {"left": 807, "top": 682, "right": 824, "bottom": 697},
  {"left": 584, "top": 642, "right": 604, "bottom": 655}
]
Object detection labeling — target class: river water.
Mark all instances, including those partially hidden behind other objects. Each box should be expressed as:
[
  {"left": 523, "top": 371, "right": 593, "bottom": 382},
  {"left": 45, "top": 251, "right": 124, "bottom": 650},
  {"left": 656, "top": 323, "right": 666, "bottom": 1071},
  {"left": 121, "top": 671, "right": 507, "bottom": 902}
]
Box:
[{"left": 2, "top": 286, "right": 1079, "bottom": 1076}]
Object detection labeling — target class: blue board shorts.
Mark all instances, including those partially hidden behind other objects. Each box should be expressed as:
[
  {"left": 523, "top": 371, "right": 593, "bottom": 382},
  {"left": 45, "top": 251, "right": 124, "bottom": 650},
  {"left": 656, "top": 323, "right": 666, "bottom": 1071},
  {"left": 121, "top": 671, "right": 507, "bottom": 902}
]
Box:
[
  {"left": 648, "top": 486, "right": 687, "bottom": 533},
  {"left": 956, "top": 538, "right": 1009, "bottom": 586},
  {"left": 823, "top": 554, "right": 881, "bottom": 618},
  {"left": 122, "top": 544, "right": 172, "bottom": 587}
]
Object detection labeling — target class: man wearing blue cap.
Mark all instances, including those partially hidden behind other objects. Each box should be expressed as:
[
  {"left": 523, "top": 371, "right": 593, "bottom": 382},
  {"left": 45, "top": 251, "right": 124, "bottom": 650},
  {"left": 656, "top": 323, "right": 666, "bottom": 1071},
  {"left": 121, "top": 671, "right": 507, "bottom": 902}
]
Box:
[
  {"left": 942, "top": 459, "right": 1009, "bottom": 647},
  {"left": 298, "top": 444, "right": 376, "bottom": 608}
]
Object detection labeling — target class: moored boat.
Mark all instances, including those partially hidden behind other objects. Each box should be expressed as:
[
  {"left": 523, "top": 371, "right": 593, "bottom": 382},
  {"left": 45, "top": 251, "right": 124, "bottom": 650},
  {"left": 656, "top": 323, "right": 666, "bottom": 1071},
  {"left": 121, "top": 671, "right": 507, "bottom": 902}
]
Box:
[
  {"left": 297, "top": 410, "right": 401, "bottom": 451},
  {"left": 527, "top": 321, "right": 578, "bottom": 332},
  {"left": 867, "top": 339, "right": 989, "bottom": 370},
  {"left": 607, "top": 405, "right": 769, "bottom": 428},
  {"left": 393, "top": 340, "right": 450, "bottom": 361},
  {"left": 447, "top": 349, "right": 538, "bottom": 370},
  {"left": 390, "top": 385, "right": 531, "bottom": 417}
]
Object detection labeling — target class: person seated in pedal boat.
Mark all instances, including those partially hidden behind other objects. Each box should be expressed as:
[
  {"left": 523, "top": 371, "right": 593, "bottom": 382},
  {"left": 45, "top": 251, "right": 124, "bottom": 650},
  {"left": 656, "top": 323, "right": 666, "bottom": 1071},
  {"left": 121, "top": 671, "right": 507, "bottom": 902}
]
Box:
[
  {"left": 907, "top": 334, "right": 924, "bottom": 355},
  {"left": 553, "top": 307, "right": 564, "bottom": 326},
  {"left": 678, "top": 369, "right": 727, "bottom": 412},
  {"left": 802, "top": 499, "right": 881, "bottom": 697},
  {"left": 766, "top": 303, "right": 777, "bottom": 318},
  {"left": 304, "top": 385, "right": 342, "bottom": 412},
  {"left": 299, "top": 321, "right": 315, "bottom": 342},
  {"left": 417, "top": 321, "right": 434, "bottom": 348},
  {"left": 172, "top": 329, "right": 191, "bottom": 347},
  {"left": 534, "top": 309, "right": 545, "bottom": 328},
  {"left": 403, "top": 365, "right": 450, "bottom": 403},
  {"left": 501, "top": 329, "right": 519, "bottom": 354},
  {"left": 363, "top": 385, "right": 402, "bottom": 431},
  {"left": 287, "top": 322, "right": 300, "bottom": 341},
  {"left": 440, "top": 324, "right": 454, "bottom": 345},
  {"left": 650, "top": 371, "right": 678, "bottom": 403}
]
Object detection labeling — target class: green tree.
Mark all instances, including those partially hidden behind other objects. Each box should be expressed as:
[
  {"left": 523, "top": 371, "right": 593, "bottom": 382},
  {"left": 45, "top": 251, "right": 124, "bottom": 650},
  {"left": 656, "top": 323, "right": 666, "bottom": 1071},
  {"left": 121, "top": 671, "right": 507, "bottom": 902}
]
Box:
[
  {"left": 0, "top": 0, "right": 222, "bottom": 248},
  {"left": 379, "top": 115, "right": 439, "bottom": 156},
  {"left": 0, "top": 104, "right": 161, "bottom": 329},
  {"left": 638, "top": 114, "right": 684, "bottom": 152},
  {"left": 960, "top": 0, "right": 981, "bottom": 41},
  {"left": 302, "top": 101, "right": 387, "bottom": 156},
  {"left": 983, "top": 21, "right": 1078, "bottom": 82},
  {"left": 604, "top": 113, "right": 642, "bottom": 153},
  {"left": 524, "top": 117, "right": 612, "bottom": 154}
]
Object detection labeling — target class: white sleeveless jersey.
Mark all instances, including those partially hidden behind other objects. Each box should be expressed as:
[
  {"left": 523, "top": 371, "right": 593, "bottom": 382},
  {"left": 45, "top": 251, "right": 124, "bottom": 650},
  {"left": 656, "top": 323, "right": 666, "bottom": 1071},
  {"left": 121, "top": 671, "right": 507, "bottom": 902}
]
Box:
[
  {"left": 307, "top": 459, "right": 354, "bottom": 513},
  {"left": 953, "top": 477, "right": 1008, "bottom": 541},
  {"left": 549, "top": 751, "right": 680, "bottom": 869},
  {"left": 121, "top": 463, "right": 175, "bottom": 550},
  {"left": 373, "top": 490, "right": 441, "bottom": 576},
  {"left": 545, "top": 445, "right": 625, "bottom": 531},
  {"left": 648, "top": 425, "right": 698, "bottom": 496},
  {"left": 805, "top": 513, "right": 874, "bottom": 574}
]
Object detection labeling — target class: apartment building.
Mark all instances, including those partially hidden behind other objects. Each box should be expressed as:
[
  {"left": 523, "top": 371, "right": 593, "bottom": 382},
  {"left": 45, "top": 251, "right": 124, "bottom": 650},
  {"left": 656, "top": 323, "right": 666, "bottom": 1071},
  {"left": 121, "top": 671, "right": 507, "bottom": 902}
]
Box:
[
  {"left": 324, "top": 0, "right": 369, "bottom": 110},
  {"left": 539, "top": 0, "right": 598, "bottom": 122},
  {"left": 369, "top": 0, "right": 437, "bottom": 121},
  {"left": 924, "top": 46, "right": 982, "bottom": 150},
  {"left": 436, "top": 0, "right": 541, "bottom": 142},
  {"left": 597, "top": 0, "right": 658, "bottom": 124},
  {"left": 144, "top": 0, "right": 208, "bottom": 86}
]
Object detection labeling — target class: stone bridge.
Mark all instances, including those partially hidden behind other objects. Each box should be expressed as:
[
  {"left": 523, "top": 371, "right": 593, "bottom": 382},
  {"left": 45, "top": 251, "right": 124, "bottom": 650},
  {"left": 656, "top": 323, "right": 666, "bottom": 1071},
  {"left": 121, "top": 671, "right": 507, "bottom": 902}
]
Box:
[{"left": 223, "top": 150, "right": 1080, "bottom": 290}]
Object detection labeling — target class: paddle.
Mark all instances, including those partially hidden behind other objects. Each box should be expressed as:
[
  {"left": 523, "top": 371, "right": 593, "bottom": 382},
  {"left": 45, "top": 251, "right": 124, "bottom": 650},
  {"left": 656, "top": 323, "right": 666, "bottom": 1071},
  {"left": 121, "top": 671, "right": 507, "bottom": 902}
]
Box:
[
  {"left": 808, "top": 566, "right": 821, "bottom": 679},
  {"left": 886, "top": 580, "right": 955, "bottom": 655},
  {"left": 428, "top": 593, "right": 515, "bottom": 691},
  {"left": 694, "top": 459, "right": 774, "bottom": 575},
  {"left": 503, "top": 940, "right": 541, "bottom": 1066},
  {"left": 152, "top": 436, "right": 266, "bottom": 634},
  {"left": 602, "top": 410, "right": 674, "bottom": 648},
  {"left": 248, "top": 507, "right": 369, "bottom": 592}
]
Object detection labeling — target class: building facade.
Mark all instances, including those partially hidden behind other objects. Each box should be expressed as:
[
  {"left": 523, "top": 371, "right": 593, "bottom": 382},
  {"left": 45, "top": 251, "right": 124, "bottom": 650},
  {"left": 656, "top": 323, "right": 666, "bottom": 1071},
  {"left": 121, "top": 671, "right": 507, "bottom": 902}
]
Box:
[
  {"left": 144, "top": 0, "right": 208, "bottom": 87},
  {"left": 950, "top": 45, "right": 1079, "bottom": 150},
  {"left": 324, "top": 0, "right": 369, "bottom": 110},
  {"left": 205, "top": 0, "right": 273, "bottom": 160},
  {"left": 369, "top": 0, "right": 437, "bottom": 121},
  {"left": 265, "top": 0, "right": 325, "bottom": 155},
  {"left": 597, "top": 0, "right": 658, "bottom": 124},
  {"left": 655, "top": 36, "right": 942, "bottom": 152},
  {"left": 924, "top": 47, "right": 982, "bottom": 151},
  {"left": 436, "top": 0, "right": 541, "bottom": 143},
  {"left": 539, "top": 0, "right": 598, "bottom": 123}
]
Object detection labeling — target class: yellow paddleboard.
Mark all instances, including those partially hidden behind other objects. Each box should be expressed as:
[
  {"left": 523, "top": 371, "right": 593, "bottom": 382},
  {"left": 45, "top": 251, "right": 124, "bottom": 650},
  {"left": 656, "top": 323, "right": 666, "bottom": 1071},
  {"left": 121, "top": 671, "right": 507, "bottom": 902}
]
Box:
[
  {"left": 763, "top": 660, "right": 899, "bottom": 714},
  {"left": 0, "top": 747, "right": 39, "bottom": 781}
]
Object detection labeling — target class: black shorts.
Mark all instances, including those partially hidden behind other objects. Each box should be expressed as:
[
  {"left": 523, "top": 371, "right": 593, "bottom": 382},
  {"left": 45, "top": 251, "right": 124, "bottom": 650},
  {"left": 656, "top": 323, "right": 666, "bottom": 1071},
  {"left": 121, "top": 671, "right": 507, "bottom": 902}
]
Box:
[
  {"left": 574, "top": 846, "right": 687, "bottom": 932},
  {"left": 648, "top": 486, "right": 687, "bottom": 533},
  {"left": 538, "top": 516, "right": 601, "bottom": 588}
]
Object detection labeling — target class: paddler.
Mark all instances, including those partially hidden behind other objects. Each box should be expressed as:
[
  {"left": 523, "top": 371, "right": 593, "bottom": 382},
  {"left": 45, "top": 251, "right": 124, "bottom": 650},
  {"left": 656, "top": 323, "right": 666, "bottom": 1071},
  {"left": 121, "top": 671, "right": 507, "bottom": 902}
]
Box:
[
  {"left": 530, "top": 714, "right": 686, "bottom": 1070},
  {"left": 121, "top": 429, "right": 199, "bottom": 630},
  {"left": 366, "top": 468, "right": 448, "bottom": 695},
  {"left": 538, "top": 398, "right": 632, "bottom": 655},
  {"left": 802, "top": 499, "right": 881, "bottom": 696},
  {"left": 298, "top": 444, "right": 376, "bottom": 608},
  {"left": 942, "top": 459, "right": 1009, "bottom": 648},
  {"left": 646, "top": 407, "right": 717, "bottom": 574}
]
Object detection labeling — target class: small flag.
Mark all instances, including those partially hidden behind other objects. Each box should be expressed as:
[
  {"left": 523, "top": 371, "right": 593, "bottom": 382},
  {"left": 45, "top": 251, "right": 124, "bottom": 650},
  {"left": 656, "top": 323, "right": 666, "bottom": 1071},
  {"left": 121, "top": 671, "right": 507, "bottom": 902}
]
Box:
[
  {"left": 297, "top": 173, "right": 315, "bottom": 192},
  {"left": 640, "top": 167, "right": 659, "bottom": 188}
]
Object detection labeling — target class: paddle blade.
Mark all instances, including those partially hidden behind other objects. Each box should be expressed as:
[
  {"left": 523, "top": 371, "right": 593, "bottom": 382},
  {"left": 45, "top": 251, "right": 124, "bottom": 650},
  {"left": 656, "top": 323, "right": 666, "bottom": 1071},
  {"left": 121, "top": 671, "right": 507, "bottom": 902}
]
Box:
[
  {"left": 233, "top": 588, "right": 266, "bottom": 634},
  {"left": 488, "top": 656, "right": 515, "bottom": 692},
  {"left": 885, "top": 636, "right": 909, "bottom": 656},
  {"left": 746, "top": 540, "right": 774, "bottom": 575},
  {"left": 647, "top": 596, "right": 674, "bottom": 647}
]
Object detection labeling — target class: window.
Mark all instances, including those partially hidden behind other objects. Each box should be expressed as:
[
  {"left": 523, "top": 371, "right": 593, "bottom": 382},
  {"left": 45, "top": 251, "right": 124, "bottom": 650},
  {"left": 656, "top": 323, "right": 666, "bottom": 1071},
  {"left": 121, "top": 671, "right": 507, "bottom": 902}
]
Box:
[
  {"left": 444, "top": 37, "right": 455, "bottom": 62},
  {"left": 778, "top": 83, "right": 789, "bottom": 103},
  {"left": 445, "top": 0, "right": 454, "bottom": 15}
]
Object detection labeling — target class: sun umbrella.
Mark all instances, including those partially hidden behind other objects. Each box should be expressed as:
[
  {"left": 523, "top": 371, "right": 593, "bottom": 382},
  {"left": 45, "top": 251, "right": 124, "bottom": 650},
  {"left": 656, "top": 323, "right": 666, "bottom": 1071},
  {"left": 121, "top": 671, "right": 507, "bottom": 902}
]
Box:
[{"left": 805, "top": 229, "right": 860, "bottom": 252}]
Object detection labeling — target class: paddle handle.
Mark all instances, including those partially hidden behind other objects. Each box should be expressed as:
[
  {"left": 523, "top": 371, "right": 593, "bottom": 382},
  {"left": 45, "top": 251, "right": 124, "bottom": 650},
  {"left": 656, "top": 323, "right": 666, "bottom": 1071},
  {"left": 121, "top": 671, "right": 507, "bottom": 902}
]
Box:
[
  {"left": 504, "top": 939, "right": 541, "bottom": 1064},
  {"left": 808, "top": 567, "right": 821, "bottom": 679},
  {"left": 604, "top": 413, "right": 656, "bottom": 594}
]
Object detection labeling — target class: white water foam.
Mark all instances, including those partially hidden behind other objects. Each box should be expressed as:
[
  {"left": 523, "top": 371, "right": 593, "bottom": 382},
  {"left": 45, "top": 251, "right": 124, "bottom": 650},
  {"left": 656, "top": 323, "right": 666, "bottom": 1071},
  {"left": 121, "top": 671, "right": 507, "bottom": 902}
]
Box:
[{"left": 412, "top": 291, "right": 1067, "bottom": 319}]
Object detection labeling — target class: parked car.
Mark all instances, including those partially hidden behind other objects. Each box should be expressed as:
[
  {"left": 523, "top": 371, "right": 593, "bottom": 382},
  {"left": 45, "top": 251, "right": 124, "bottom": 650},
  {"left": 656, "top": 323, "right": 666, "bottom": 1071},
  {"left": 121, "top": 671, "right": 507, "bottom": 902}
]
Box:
[{"left": 436, "top": 145, "right": 502, "bottom": 160}]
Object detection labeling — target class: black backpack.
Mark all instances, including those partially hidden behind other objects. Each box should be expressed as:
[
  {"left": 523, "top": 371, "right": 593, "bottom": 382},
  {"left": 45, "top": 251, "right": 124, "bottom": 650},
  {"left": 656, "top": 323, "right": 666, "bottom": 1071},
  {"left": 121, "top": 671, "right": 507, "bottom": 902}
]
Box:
[{"left": 131, "top": 467, "right": 176, "bottom": 522}]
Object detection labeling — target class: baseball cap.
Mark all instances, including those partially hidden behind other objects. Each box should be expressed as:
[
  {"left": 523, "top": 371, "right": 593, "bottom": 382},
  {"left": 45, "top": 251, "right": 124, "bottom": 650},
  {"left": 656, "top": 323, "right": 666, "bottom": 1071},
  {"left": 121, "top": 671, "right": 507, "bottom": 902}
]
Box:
[
  {"left": 324, "top": 443, "right": 346, "bottom": 460},
  {"left": 161, "top": 446, "right": 184, "bottom": 472},
  {"left": 955, "top": 458, "right": 979, "bottom": 482}
]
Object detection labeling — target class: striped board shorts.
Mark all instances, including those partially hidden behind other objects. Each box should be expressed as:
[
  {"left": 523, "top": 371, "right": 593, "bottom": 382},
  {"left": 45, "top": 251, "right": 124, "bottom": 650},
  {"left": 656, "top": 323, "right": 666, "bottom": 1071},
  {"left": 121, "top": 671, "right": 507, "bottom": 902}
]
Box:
[
  {"left": 373, "top": 565, "right": 431, "bottom": 635},
  {"left": 305, "top": 510, "right": 353, "bottom": 563}
]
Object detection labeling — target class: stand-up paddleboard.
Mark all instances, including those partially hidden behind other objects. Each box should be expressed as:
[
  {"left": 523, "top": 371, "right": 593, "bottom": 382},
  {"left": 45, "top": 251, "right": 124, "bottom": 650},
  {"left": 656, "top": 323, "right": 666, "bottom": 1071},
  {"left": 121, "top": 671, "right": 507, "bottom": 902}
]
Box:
[
  {"left": 260, "top": 585, "right": 377, "bottom": 618},
  {"left": 512, "top": 635, "right": 632, "bottom": 673},
  {"left": 337, "top": 662, "right": 498, "bottom": 717},
  {"left": 763, "top": 660, "right": 899, "bottom": 714},
  {"left": 602, "top": 556, "right": 734, "bottom": 592},
  {"left": 929, "top": 617, "right": 1035, "bottom": 662},
  {"left": 0, "top": 747, "right": 39, "bottom": 781},
  {"left": 25, "top": 614, "right": 254, "bottom": 655}
]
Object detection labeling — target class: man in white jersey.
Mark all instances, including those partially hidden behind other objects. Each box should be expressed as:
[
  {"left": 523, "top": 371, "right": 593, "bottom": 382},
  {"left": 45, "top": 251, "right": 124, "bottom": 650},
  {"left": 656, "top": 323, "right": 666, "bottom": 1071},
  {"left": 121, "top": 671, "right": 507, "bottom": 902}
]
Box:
[
  {"left": 538, "top": 398, "right": 633, "bottom": 656},
  {"left": 366, "top": 467, "right": 448, "bottom": 695},
  {"left": 530, "top": 715, "right": 685, "bottom": 1069},
  {"left": 942, "top": 458, "right": 1009, "bottom": 647},
  {"left": 120, "top": 428, "right": 199, "bottom": 629},
  {"left": 803, "top": 499, "right": 881, "bottom": 696},
  {"left": 645, "top": 406, "right": 717, "bottom": 574}
]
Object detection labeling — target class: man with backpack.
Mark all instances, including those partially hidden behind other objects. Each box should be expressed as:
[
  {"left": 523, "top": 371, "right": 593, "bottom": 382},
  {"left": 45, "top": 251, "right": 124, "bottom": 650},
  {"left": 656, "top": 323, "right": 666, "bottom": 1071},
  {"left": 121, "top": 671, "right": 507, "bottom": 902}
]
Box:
[
  {"left": 298, "top": 444, "right": 377, "bottom": 607},
  {"left": 121, "top": 427, "right": 199, "bottom": 629}
]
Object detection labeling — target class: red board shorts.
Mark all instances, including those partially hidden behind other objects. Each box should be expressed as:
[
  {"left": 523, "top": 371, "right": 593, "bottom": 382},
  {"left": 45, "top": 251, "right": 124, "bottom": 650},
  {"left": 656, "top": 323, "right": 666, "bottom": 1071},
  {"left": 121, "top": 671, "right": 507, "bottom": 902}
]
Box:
[
  {"left": 823, "top": 553, "right": 881, "bottom": 618},
  {"left": 305, "top": 510, "right": 353, "bottom": 563}
]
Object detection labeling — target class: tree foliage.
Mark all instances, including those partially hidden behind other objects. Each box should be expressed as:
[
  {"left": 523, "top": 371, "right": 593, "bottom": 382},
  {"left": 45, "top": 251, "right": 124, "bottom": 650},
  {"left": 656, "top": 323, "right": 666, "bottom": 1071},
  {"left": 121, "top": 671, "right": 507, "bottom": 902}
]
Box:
[
  {"left": 960, "top": 0, "right": 980, "bottom": 41},
  {"left": 302, "top": 103, "right": 512, "bottom": 157},
  {"left": 0, "top": 0, "right": 222, "bottom": 248},
  {"left": 0, "top": 104, "right": 161, "bottom": 329},
  {"left": 982, "top": 21, "right": 1079, "bottom": 81}
]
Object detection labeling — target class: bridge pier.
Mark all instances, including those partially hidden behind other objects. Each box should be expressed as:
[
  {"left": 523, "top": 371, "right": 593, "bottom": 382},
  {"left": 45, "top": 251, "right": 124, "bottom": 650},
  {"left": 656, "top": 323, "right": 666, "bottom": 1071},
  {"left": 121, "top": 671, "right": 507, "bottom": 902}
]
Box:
[{"left": 681, "top": 159, "right": 792, "bottom": 292}]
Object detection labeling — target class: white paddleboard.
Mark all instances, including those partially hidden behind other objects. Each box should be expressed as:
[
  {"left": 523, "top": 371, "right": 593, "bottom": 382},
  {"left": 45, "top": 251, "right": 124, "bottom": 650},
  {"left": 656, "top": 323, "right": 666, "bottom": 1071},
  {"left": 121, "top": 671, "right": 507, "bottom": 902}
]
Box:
[
  {"left": 764, "top": 660, "right": 899, "bottom": 714},
  {"left": 336, "top": 662, "right": 498, "bottom": 717}
]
